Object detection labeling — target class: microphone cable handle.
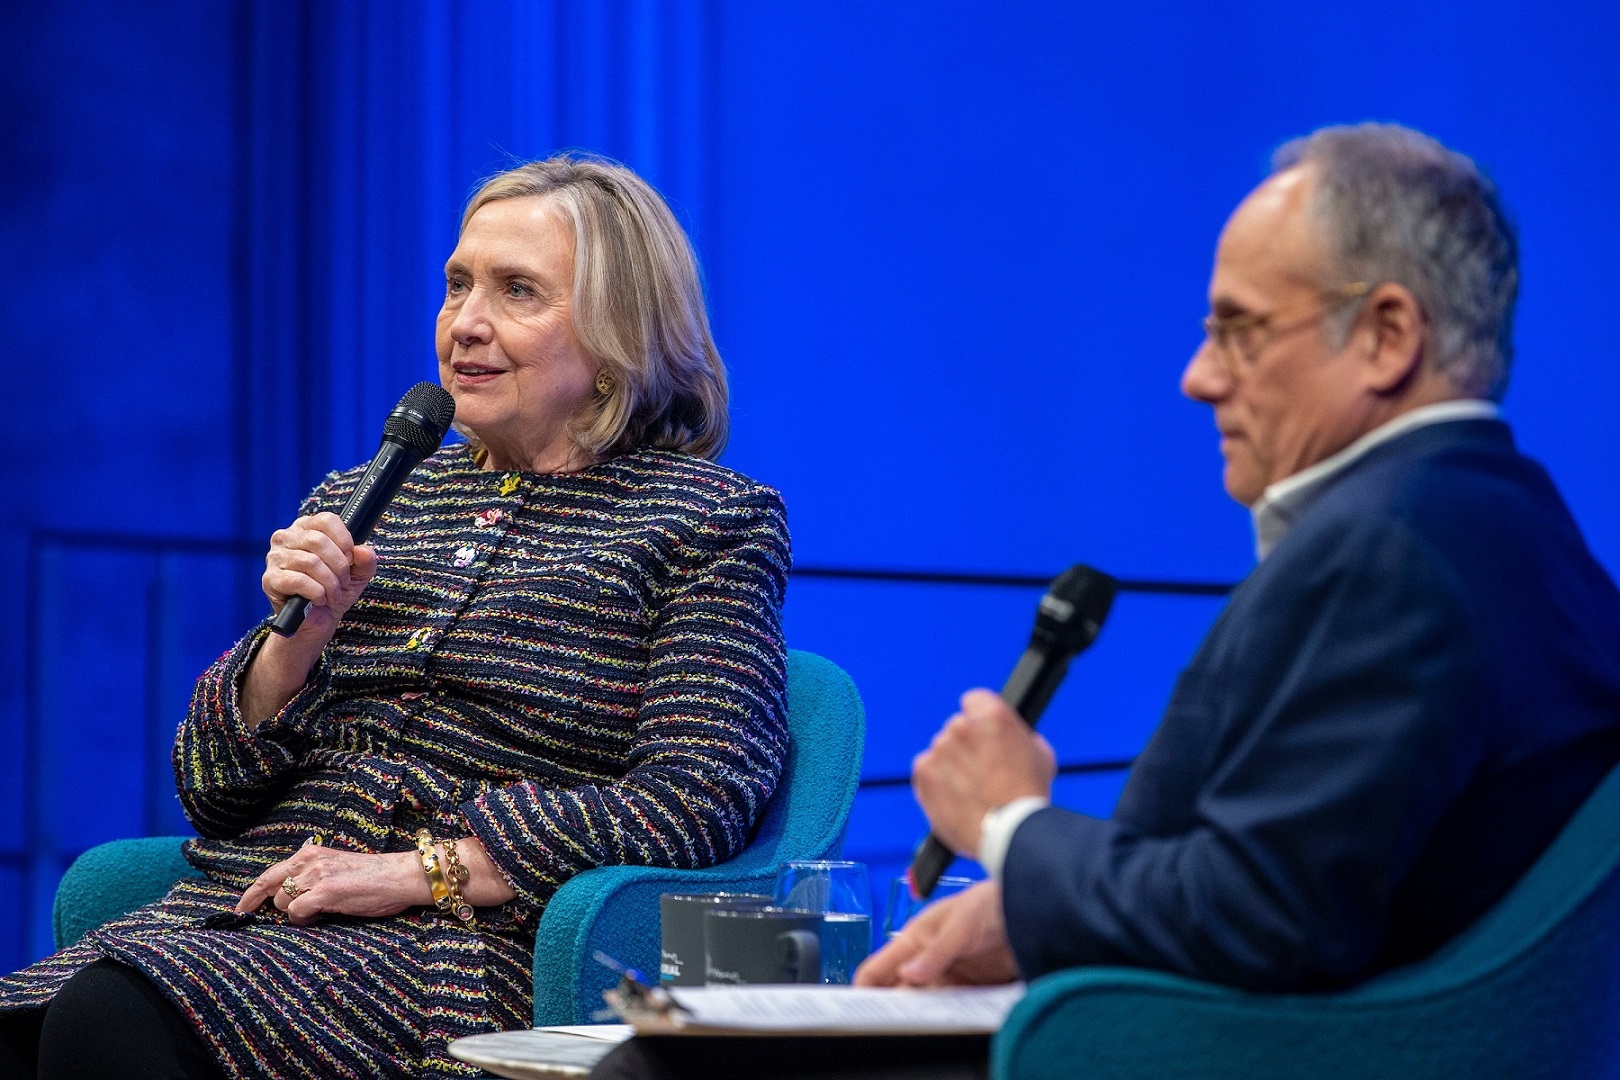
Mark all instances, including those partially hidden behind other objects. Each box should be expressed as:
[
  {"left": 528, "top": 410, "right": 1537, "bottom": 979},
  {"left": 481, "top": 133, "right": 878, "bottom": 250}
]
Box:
[
  {"left": 906, "top": 651, "right": 1072, "bottom": 899},
  {"left": 907, "top": 835, "right": 956, "bottom": 900},
  {"left": 905, "top": 562, "right": 1116, "bottom": 900},
  {"left": 269, "top": 595, "right": 315, "bottom": 637}
]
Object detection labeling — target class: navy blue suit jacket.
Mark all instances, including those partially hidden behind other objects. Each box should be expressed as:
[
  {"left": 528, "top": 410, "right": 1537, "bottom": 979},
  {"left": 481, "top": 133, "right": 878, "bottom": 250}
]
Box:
[{"left": 1003, "top": 419, "right": 1620, "bottom": 991}]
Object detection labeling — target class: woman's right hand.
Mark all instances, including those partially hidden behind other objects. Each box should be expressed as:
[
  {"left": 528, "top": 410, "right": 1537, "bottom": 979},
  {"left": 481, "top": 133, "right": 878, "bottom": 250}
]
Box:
[
  {"left": 241, "top": 513, "right": 375, "bottom": 729},
  {"left": 262, "top": 512, "right": 378, "bottom": 638}
]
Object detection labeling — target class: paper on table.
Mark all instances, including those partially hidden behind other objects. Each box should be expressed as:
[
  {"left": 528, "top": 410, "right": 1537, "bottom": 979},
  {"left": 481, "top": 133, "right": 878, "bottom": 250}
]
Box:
[{"left": 630, "top": 984, "right": 1026, "bottom": 1036}]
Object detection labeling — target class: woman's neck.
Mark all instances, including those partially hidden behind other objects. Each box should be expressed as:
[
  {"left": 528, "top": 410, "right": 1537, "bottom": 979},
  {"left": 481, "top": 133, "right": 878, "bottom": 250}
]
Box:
[{"left": 473, "top": 436, "right": 599, "bottom": 474}]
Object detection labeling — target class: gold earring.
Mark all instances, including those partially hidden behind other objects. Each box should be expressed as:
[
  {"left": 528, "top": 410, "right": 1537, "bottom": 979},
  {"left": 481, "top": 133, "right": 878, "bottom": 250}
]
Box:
[{"left": 595, "top": 370, "right": 615, "bottom": 396}]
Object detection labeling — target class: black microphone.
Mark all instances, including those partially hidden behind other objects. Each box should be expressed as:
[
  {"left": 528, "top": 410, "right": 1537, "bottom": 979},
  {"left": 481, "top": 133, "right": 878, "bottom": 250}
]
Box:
[
  {"left": 907, "top": 563, "right": 1119, "bottom": 898},
  {"left": 269, "top": 382, "right": 456, "bottom": 637}
]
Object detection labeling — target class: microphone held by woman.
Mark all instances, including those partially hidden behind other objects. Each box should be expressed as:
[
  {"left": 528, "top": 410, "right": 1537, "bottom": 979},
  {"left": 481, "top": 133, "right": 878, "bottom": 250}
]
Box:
[{"left": 269, "top": 382, "right": 455, "bottom": 636}]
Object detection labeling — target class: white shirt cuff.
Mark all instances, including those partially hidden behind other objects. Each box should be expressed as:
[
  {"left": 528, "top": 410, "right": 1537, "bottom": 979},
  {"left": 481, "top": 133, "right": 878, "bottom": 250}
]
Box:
[{"left": 977, "top": 796, "right": 1050, "bottom": 881}]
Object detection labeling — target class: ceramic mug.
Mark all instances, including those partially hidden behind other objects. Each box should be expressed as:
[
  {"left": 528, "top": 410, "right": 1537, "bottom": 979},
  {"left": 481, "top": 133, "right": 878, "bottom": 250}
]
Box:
[
  {"left": 659, "top": 892, "right": 772, "bottom": 985},
  {"left": 702, "top": 907, "right": 823, "bottom": 985}
]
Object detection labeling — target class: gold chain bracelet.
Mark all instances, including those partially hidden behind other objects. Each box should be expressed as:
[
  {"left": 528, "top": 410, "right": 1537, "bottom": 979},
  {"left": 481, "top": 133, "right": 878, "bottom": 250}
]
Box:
[{"left": 440, "top": 838, "right": 475, "bottom": 924}]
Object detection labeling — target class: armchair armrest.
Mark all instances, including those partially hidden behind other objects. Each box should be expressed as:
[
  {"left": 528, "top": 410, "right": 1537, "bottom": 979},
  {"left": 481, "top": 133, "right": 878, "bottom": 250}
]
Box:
[
  {"left": 991, "top": 938, "right": 1618, "bottom": 1080},
  {"left": 53, "top": 836, "right": 201, "bottom": 950},
  {"left": 993, "top": 967, "right": 1263, "bottom": 1080}
]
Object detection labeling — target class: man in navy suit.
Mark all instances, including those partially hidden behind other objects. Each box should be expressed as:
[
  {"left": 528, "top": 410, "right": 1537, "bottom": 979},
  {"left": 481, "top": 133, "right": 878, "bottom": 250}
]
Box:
[
  {"left": 592, "top": 122, "right": 1620, "bottom": 1080},
  {"left": 857, "top": 123, "right": 1620, "bottom": 994}
]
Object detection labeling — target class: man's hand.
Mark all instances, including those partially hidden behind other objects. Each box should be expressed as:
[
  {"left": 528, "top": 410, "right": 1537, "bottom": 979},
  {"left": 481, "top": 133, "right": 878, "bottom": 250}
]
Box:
[
  {"left": 913, "top": 689, "right": 1056, "bottom": 856},
  {"left": 854, "top": 881, "right": 1019, "bottom": 987}
]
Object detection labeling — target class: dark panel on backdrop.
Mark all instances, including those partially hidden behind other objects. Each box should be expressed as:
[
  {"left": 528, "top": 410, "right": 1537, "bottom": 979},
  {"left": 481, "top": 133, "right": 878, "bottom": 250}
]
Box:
[{"left": 0, "top": 0, "right": 243, "bottom": 970}]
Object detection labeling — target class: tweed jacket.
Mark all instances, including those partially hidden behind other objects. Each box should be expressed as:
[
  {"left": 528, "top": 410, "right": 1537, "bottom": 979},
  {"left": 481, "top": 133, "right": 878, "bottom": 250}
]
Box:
[{"left": 0, "top": 444, "right": 792, "bottom": 1080}]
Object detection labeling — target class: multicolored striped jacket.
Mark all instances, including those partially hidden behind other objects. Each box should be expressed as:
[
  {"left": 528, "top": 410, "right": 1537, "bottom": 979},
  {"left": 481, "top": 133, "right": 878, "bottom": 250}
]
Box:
[{"left": 0, "top": 444, "right": 791, "bottom": 1079}]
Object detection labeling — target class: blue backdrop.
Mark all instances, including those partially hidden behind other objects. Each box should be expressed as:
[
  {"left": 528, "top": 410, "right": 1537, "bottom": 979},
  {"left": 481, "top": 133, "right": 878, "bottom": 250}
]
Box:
[{"left": 3, "top": 0, "right": 1617, "bottom": 971}]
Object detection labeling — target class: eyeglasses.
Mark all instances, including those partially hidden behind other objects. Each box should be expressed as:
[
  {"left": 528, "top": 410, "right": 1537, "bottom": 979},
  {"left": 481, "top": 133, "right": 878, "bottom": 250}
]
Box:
[{"left": 1201, "top": 281, "right": 1371, "bottom": 372}]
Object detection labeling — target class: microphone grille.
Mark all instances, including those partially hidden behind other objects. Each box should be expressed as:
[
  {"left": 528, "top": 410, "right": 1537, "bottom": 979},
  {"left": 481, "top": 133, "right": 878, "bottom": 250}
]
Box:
[
  {"left": 384, "top": 382, "right": 457, "bottom": 458},
  {"left": 1042, "top": 564, "right": 1119, "bottom": 653}
]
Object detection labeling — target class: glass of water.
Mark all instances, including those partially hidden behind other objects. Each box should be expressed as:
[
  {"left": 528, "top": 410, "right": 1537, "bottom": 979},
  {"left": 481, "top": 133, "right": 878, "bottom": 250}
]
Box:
[
  {"left": 772, "top": 860, "right": 872, "bottom": 984},
  {"left": 883, "top": 874, "right": 976, "bottom": 941}
]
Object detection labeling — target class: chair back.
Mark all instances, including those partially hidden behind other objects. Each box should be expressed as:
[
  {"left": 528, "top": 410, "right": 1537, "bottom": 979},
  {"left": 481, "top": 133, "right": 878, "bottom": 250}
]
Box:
[
  {"left": 1361, "top": 753, "right": 1620, "bottom": 989},
  {"left": 723, "top": 649, "right": 867, "bottom": 870},
  {"left": 1322, "top": 755, "right": 1620, "bottom": 1074}
]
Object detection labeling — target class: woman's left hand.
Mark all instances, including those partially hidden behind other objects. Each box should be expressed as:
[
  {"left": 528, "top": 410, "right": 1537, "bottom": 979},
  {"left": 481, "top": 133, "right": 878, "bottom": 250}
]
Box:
[{"left": 235, "top": 839, "right": 429, "bottom": 926}]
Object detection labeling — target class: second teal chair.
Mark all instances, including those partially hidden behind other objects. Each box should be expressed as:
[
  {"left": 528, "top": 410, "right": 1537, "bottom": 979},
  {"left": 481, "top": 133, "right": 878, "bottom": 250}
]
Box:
[
  {"left": 992, "top": 757, "right": 1620, "bottom": 1078},
  {"left": 52, "top": 648, "right": 865, "bottom": 1025}
]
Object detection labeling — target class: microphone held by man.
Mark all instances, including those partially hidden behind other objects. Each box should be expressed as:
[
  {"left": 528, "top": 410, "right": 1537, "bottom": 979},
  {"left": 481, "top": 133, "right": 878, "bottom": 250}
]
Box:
[{"left": 907, "top": 564, "right": 1117, "bottom": 898}]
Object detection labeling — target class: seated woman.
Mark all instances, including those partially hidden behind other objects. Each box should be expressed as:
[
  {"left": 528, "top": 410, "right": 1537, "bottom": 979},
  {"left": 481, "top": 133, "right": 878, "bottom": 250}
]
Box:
[{"left": 0, "top": 155, "right": 790, "bottom": 1080}]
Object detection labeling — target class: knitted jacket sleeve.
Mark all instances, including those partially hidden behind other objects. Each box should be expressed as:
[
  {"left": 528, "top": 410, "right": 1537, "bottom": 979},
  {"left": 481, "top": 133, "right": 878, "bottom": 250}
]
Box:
[
  {"left": 459, "top": 485, "right": 792, "bottom": 910},
  {"left": 171, "top": 474, "right": 348, "bottom": 839}
]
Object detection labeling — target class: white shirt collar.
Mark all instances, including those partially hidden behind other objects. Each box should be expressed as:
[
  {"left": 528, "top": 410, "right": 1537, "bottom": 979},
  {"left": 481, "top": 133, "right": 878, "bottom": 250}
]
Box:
[{"left": 1250, "top": 399, "right": 1502, "bottom": 560}]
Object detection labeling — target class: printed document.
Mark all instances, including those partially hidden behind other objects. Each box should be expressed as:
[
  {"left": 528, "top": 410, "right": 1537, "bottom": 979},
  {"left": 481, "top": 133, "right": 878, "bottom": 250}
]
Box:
[{"left": 628, "top": 984, "right": 1026, "bottom": 1036}]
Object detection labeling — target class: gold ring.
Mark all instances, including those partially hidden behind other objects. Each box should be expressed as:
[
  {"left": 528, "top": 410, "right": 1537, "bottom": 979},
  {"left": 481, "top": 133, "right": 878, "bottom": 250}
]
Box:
[{"left": 281, "top": 876, "right": 301, "bottom": 900}]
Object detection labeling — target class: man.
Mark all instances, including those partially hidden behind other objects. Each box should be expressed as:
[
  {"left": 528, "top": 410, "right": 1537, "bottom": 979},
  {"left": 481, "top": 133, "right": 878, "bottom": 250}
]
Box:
[
  {"left": 856, "top": 122, "right": 1620, "bottom": 994},
  {"left": 592, "top": 123, "right": 1620, "bottom": 1079}
]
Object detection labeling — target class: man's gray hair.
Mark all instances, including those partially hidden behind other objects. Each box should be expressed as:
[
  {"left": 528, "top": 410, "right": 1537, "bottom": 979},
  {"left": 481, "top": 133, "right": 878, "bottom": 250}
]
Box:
[{"left": 1274, "top": 123, "right": 1518, "bottom": 400}]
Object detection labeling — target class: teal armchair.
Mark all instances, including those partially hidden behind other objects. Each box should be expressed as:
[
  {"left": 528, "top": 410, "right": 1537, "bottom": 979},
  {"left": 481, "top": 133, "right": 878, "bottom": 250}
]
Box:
[
  {"left": 53, "top": 649, "right": 865, "bottom": 1026},
  {"left": 992, "top": 758, "right": 1620, "bottom": 1079},
  {"left": 529, "top": 649, "right": 863, "bottom": 1022}
]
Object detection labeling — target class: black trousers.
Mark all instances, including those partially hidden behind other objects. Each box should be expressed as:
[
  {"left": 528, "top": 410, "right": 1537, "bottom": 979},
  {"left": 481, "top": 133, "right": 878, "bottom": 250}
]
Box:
[
  {"left": 0, "top": 960, "right": 223, "bottom": 1080},
  {"left": 589, "top": 1034, "right": 990, "bottom": 1080}
]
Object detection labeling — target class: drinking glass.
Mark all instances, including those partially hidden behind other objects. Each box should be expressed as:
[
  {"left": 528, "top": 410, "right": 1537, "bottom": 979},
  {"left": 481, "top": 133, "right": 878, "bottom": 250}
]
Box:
[
  {"left": 883, "top": 874, "right": 975, "bottom": 941},
  {"left": 772, "top": 860, "right": 872, "bottom": 984}
]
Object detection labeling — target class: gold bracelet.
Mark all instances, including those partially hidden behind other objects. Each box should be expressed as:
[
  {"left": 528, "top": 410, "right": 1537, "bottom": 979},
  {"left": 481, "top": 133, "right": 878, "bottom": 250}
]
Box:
[
  {"left": 414, "top": 829, "right": 475, "bottom": 925},
  {"left": 440, "top": 838, "right": 475, "bottom": 924},
  {"left": 413, "top": 829, "right": 453, "bottom": 913}
]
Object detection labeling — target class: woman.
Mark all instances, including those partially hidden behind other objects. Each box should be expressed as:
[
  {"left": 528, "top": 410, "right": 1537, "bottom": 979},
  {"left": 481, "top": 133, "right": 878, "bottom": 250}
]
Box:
[{"left": 0, "top": 155, "right": 791, "bottom": 1079}]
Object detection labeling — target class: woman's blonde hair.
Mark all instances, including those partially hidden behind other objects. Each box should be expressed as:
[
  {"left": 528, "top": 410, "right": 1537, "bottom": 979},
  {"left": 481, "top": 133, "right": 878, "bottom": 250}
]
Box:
[{"left": 460, "top": 154, "right": 728, "bottom": 460}]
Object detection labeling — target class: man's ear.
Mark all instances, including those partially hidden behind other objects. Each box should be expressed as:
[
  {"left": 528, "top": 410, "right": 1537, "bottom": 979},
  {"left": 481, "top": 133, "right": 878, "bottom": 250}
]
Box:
[{"left": 1357, "top": 282, "right": 1427, "bottom": 394}]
